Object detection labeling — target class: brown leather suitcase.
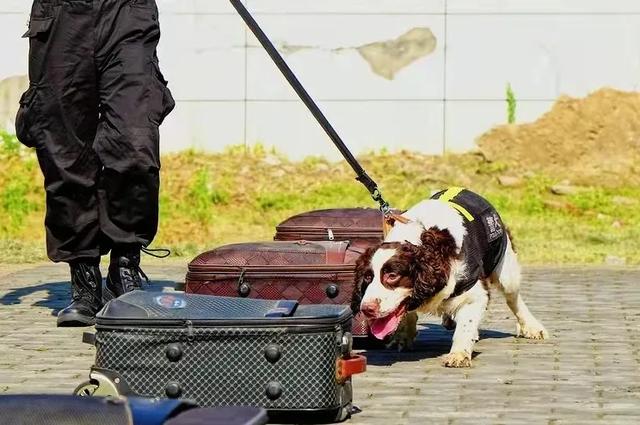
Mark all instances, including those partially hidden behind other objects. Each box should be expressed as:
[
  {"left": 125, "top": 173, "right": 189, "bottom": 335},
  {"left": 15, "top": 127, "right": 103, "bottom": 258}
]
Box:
[
  {"left": 185, "top": 240, "right": 371, "bottom": 337},
  {"left": 274, "top": 208, "right": 385, "bottom": 247}
]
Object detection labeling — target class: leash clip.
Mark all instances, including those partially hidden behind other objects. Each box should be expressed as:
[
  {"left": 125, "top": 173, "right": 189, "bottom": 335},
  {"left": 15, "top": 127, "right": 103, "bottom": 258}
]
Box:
[{"left": 371, "top": 188, "right": 391, "bottom": 216}]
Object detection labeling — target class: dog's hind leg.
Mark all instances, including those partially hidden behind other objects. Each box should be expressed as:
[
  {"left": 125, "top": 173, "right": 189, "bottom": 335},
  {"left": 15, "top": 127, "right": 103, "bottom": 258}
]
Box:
[{"left": 494, "top": 237, "right": 548, "bottom": 340}]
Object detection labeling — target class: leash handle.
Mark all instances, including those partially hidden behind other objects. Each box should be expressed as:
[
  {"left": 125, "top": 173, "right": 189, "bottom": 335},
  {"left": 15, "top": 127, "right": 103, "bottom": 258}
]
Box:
[{"left": 229, "top": 0, "right": 391, "bottom": 213}]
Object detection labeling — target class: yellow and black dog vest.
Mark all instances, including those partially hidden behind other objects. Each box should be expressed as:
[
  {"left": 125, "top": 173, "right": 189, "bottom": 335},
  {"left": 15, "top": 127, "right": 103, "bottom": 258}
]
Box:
[{"left": 431, "top": 188, "right": 508, "bottom": 297}]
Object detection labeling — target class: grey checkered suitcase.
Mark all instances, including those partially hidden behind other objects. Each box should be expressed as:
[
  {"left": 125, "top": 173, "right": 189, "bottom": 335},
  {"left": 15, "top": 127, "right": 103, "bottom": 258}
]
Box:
[{"left": 78, "top": 292, "right": 366, "bottom": 423}]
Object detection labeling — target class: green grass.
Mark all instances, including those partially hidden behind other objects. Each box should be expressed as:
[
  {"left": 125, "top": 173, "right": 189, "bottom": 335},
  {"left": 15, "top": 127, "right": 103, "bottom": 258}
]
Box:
[
  {"left": 0, "top": 131, "right": 41, "bottom": 239},
  {"left": 0, "top": 130, "right": 637, "bottom": 265},
  {"left": 506, "top": 83, "right": 517, "bottom": 124}
]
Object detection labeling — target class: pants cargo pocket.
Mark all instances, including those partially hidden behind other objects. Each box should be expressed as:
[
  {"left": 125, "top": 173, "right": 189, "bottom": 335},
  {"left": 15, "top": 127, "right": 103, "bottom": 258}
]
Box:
[
  {"left": 22, "top": 16, "right": 53, "bottom": 39},
  {"left": 148, "top": 60, "right": 175, "bottom": 126},
  {"left": 23, "top": 16, "right": 54, "bottom": 83},
  {"left": 15, "top": 86, "right": 41, "bottom": 149}
]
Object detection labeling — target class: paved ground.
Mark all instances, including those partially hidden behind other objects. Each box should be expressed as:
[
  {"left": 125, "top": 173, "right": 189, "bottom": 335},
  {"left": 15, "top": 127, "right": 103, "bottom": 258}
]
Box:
[{"left": 0, "top": 264, "right": 639, "bottom": 424}]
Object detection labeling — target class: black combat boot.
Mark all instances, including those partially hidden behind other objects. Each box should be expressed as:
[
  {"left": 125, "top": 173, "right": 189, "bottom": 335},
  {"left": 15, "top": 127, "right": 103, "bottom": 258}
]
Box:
[
  {"left": 105, "top": 246, "right": 147, "bottom": 300},
  {"left": 57, "top": 261, "right": 103, "bottom": 327}
]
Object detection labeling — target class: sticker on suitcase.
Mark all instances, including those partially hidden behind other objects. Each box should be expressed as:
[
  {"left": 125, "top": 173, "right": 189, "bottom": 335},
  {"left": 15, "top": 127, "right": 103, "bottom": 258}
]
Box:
[{"left": 154, "top": 294, "right": 187, "bottom": 309}]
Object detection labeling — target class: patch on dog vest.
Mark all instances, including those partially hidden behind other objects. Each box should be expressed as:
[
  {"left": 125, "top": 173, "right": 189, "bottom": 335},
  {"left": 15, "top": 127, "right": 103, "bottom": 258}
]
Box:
[{"left": 483, "top": 210, "right": 504, "bottom": 243}]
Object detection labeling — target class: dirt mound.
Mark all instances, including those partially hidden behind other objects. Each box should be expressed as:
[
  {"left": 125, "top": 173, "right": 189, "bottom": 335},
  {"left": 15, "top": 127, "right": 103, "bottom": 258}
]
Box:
[{"left": 477, "top": 88, "right": 640, "bottom": 186}]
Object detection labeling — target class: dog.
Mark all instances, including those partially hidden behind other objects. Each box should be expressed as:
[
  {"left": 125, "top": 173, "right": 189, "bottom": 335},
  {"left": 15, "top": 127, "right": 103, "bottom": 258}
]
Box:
[{"left": 352, "top": 187, "right": 548, "bottom": 367}]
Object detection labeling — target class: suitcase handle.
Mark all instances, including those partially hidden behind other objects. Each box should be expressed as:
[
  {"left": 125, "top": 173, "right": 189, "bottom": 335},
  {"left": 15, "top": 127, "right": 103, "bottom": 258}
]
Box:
[
  {"left": 336, "top": 354, "right": 367, "bottom": 382},
  {"left": 264, "top": 300, "right": 299, "bottom": 317}
]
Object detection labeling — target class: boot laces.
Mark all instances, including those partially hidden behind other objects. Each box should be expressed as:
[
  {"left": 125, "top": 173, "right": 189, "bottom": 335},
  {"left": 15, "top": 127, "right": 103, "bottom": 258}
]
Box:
[
  {"left": 122, "top": 246, "right": 171, "bottom": 291},
  {"left": 141, "top": 246, "right": 171, "bottom": 258},
  {"left": 121, "top": 264, "right": 147, "bottom": 292}
]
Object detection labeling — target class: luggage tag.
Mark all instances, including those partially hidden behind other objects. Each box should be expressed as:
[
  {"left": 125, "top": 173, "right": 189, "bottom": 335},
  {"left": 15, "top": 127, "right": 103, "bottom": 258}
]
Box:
[{"left": 264, "top": 300, "right": 299, "bottom": 317}]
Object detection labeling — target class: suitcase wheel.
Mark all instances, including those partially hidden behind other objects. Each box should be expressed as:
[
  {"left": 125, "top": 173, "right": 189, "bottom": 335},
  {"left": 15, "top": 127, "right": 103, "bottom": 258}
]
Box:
[
  {"left": 73, "top": 370, "right": 122, "bottom": 398},
  {"left": 73, "top": 380, "right": 99, "bottom": 397}
]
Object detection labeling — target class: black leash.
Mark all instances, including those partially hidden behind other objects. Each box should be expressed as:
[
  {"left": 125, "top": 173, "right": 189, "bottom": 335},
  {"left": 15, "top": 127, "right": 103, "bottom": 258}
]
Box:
[{"left": 229, "top": 0, "right": 391, "bottom": 215}]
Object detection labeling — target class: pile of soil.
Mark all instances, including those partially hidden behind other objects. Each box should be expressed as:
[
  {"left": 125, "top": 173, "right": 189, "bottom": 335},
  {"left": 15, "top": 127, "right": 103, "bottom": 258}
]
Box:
[{"left": 477, "top": 88, "right": 640, "bottom": 186}]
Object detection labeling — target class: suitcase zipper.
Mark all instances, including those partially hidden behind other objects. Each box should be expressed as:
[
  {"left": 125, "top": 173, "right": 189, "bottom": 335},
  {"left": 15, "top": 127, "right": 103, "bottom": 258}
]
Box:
[
  {"left": 186, "top": 272, "right": 354, "bottom": 283},
  {"left": 96, "top": 316, "right": 353, "bottom": 330},
  {"left": 275, "top": 229, "right": 383, "bottom": 240},
  {"left": 187, "top": 265, "right": 355, "bottom": 275},
  {"left": 275, "top": 225, "right": 381, "bottom": 233}
]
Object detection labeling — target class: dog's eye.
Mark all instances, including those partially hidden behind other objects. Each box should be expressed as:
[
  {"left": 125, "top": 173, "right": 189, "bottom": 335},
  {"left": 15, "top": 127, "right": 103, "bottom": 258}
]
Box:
[{"left": 380, "top": 272, "right": 401, "bottom": 288}]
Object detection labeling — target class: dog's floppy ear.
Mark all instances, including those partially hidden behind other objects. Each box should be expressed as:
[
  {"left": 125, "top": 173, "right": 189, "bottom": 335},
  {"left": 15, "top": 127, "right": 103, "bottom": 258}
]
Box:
[
  {"left": 407, "top": 227, "right": 457, "bottom": 309},
  {"left": 420, "top": 226, "right": 459, "bottom": 259},
  {"left": 350, "top": 245, "right": 379, "bottom": 314}
]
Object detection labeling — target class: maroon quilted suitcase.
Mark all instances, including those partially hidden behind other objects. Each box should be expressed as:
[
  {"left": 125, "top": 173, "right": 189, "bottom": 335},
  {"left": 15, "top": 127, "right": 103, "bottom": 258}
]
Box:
[
  {"left": 274, "top": 208, "right": 385, "bottom": 248},
  {"left": 185, "top": 240, "right": 371, "bottom": 337}
]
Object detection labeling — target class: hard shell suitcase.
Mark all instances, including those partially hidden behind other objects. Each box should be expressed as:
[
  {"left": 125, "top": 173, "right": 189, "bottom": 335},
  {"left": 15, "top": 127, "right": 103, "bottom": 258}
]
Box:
[
  {"left": 166, "top": 407, "right": 268, "bottom": 425},
  {"left": 184, "top": 241, "right": 370, "bottom": 337},
  {"left": 0, "top": 395, "right": 266, "bottom": 425},
  {"left": 79, "top": 292, "right": 366, "bottom": 423},
  {"left": 274, "top": 208, "right": 385, "bottom": 247},
  {"left": 0, "top": 395, "right": 138, "bottom": 425}
]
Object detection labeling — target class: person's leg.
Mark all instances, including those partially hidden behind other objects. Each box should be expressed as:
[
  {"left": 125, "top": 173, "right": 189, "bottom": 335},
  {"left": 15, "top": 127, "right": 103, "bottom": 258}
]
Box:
[
  {"left": 93, "top": 0, "right": 174, "bottom": 297},
  {"left": 15, "top": 0, "right": 103, "bottom": 326}
]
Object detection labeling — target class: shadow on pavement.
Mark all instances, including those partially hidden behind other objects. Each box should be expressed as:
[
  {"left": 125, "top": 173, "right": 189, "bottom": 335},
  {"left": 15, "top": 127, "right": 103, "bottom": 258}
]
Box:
[
  {"left": 0, "top": 280, "right": 178, "bottom": 316},
  {"left": 361, "top": 324, "right": 513, "bottom": 366}
]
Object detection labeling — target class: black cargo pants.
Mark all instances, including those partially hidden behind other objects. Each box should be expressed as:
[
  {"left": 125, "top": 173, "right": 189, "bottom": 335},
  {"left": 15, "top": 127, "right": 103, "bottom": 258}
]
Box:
[{"left": 15, "top": 0, "right": 175, "bottom": 263}]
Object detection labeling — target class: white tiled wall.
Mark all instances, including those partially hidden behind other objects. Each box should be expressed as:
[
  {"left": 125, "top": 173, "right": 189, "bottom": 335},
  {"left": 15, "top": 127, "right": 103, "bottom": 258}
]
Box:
[
  {"left": 446, "top": 14, "right": 640, "bottom": 100},
  {"left": 248, "top": 1, "right": 445, "bottom": 14},
  {"left": 244, "top": 14, "right": 445, "bottom": 101},
  {"left": 447, "top": 0, "right": 640, "bottom": 14},
  {"left": 1, "top": 15, "right": 29, "bottom": 77},
  {"left": 161, "top": 101, "right": 245, "bottom": 152},
  {"left": 159, "top": 13, "right": 245, "bottom": 101},
  {"left": 246, "top": 100, "right": 445, "bottom": 158},
  {"left": 445, "top": 100, "right": 556, "bottom": 152},
  {"left": 1, "top": 1, "right": 639, "bottom": 158},
  {"left": 158, "top": 0, "right": 240, "bottom": 14}
]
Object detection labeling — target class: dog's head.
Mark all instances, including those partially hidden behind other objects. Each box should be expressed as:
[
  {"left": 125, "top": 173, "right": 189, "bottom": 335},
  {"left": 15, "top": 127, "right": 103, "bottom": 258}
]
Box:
[{"left": 352, "top": 226, "right": 458, "bottom": 340}]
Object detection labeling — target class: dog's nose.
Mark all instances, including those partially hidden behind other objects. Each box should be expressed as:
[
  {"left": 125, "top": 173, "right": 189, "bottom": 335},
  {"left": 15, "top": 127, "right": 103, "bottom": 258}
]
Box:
[{"left": 360, "top": 298, "right": 381, "bottom": 318}]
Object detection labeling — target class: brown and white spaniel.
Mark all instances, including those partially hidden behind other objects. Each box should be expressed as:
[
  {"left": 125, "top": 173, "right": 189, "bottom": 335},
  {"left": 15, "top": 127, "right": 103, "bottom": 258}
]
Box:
[{"left": 352, "top": 188, "right": 548, "bottom": 367}]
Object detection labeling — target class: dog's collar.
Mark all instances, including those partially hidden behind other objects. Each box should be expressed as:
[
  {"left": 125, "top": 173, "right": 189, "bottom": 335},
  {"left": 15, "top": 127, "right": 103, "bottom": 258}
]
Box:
[
  {"left": 385, "top": 213, "right": 411, "bottom": 225},
  {"left": 382, "top": 212, "right": 412, "bottom": 237}
]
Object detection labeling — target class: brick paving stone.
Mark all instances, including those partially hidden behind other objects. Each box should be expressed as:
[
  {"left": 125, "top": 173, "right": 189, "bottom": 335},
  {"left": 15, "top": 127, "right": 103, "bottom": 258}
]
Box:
[{"left": 0, "top": 264, "right": 639, "bottom": 423}]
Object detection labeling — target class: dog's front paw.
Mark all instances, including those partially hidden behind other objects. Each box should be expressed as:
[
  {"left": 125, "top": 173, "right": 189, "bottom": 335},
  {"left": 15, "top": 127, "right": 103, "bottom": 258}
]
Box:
[
  {"left": 441, "top": 352, "right": 472, "bottom": 368},
  {"left": 385, "top": 311, "right": 418, "bottom": 352},
  {"left": 517, "top": 322, "right": 549, "bottom": 340}
]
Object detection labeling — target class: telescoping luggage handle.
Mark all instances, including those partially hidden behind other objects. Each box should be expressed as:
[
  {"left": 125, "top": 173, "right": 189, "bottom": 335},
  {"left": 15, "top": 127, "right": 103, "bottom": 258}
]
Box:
[{"left": 229, "top": 0, "right": 407, "bottom": 229}]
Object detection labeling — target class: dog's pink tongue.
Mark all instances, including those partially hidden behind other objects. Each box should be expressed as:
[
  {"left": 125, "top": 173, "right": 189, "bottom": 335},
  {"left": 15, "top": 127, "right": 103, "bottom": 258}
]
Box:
[{"left": 370, "top": 311, "right": 403, "bottom": 340}]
